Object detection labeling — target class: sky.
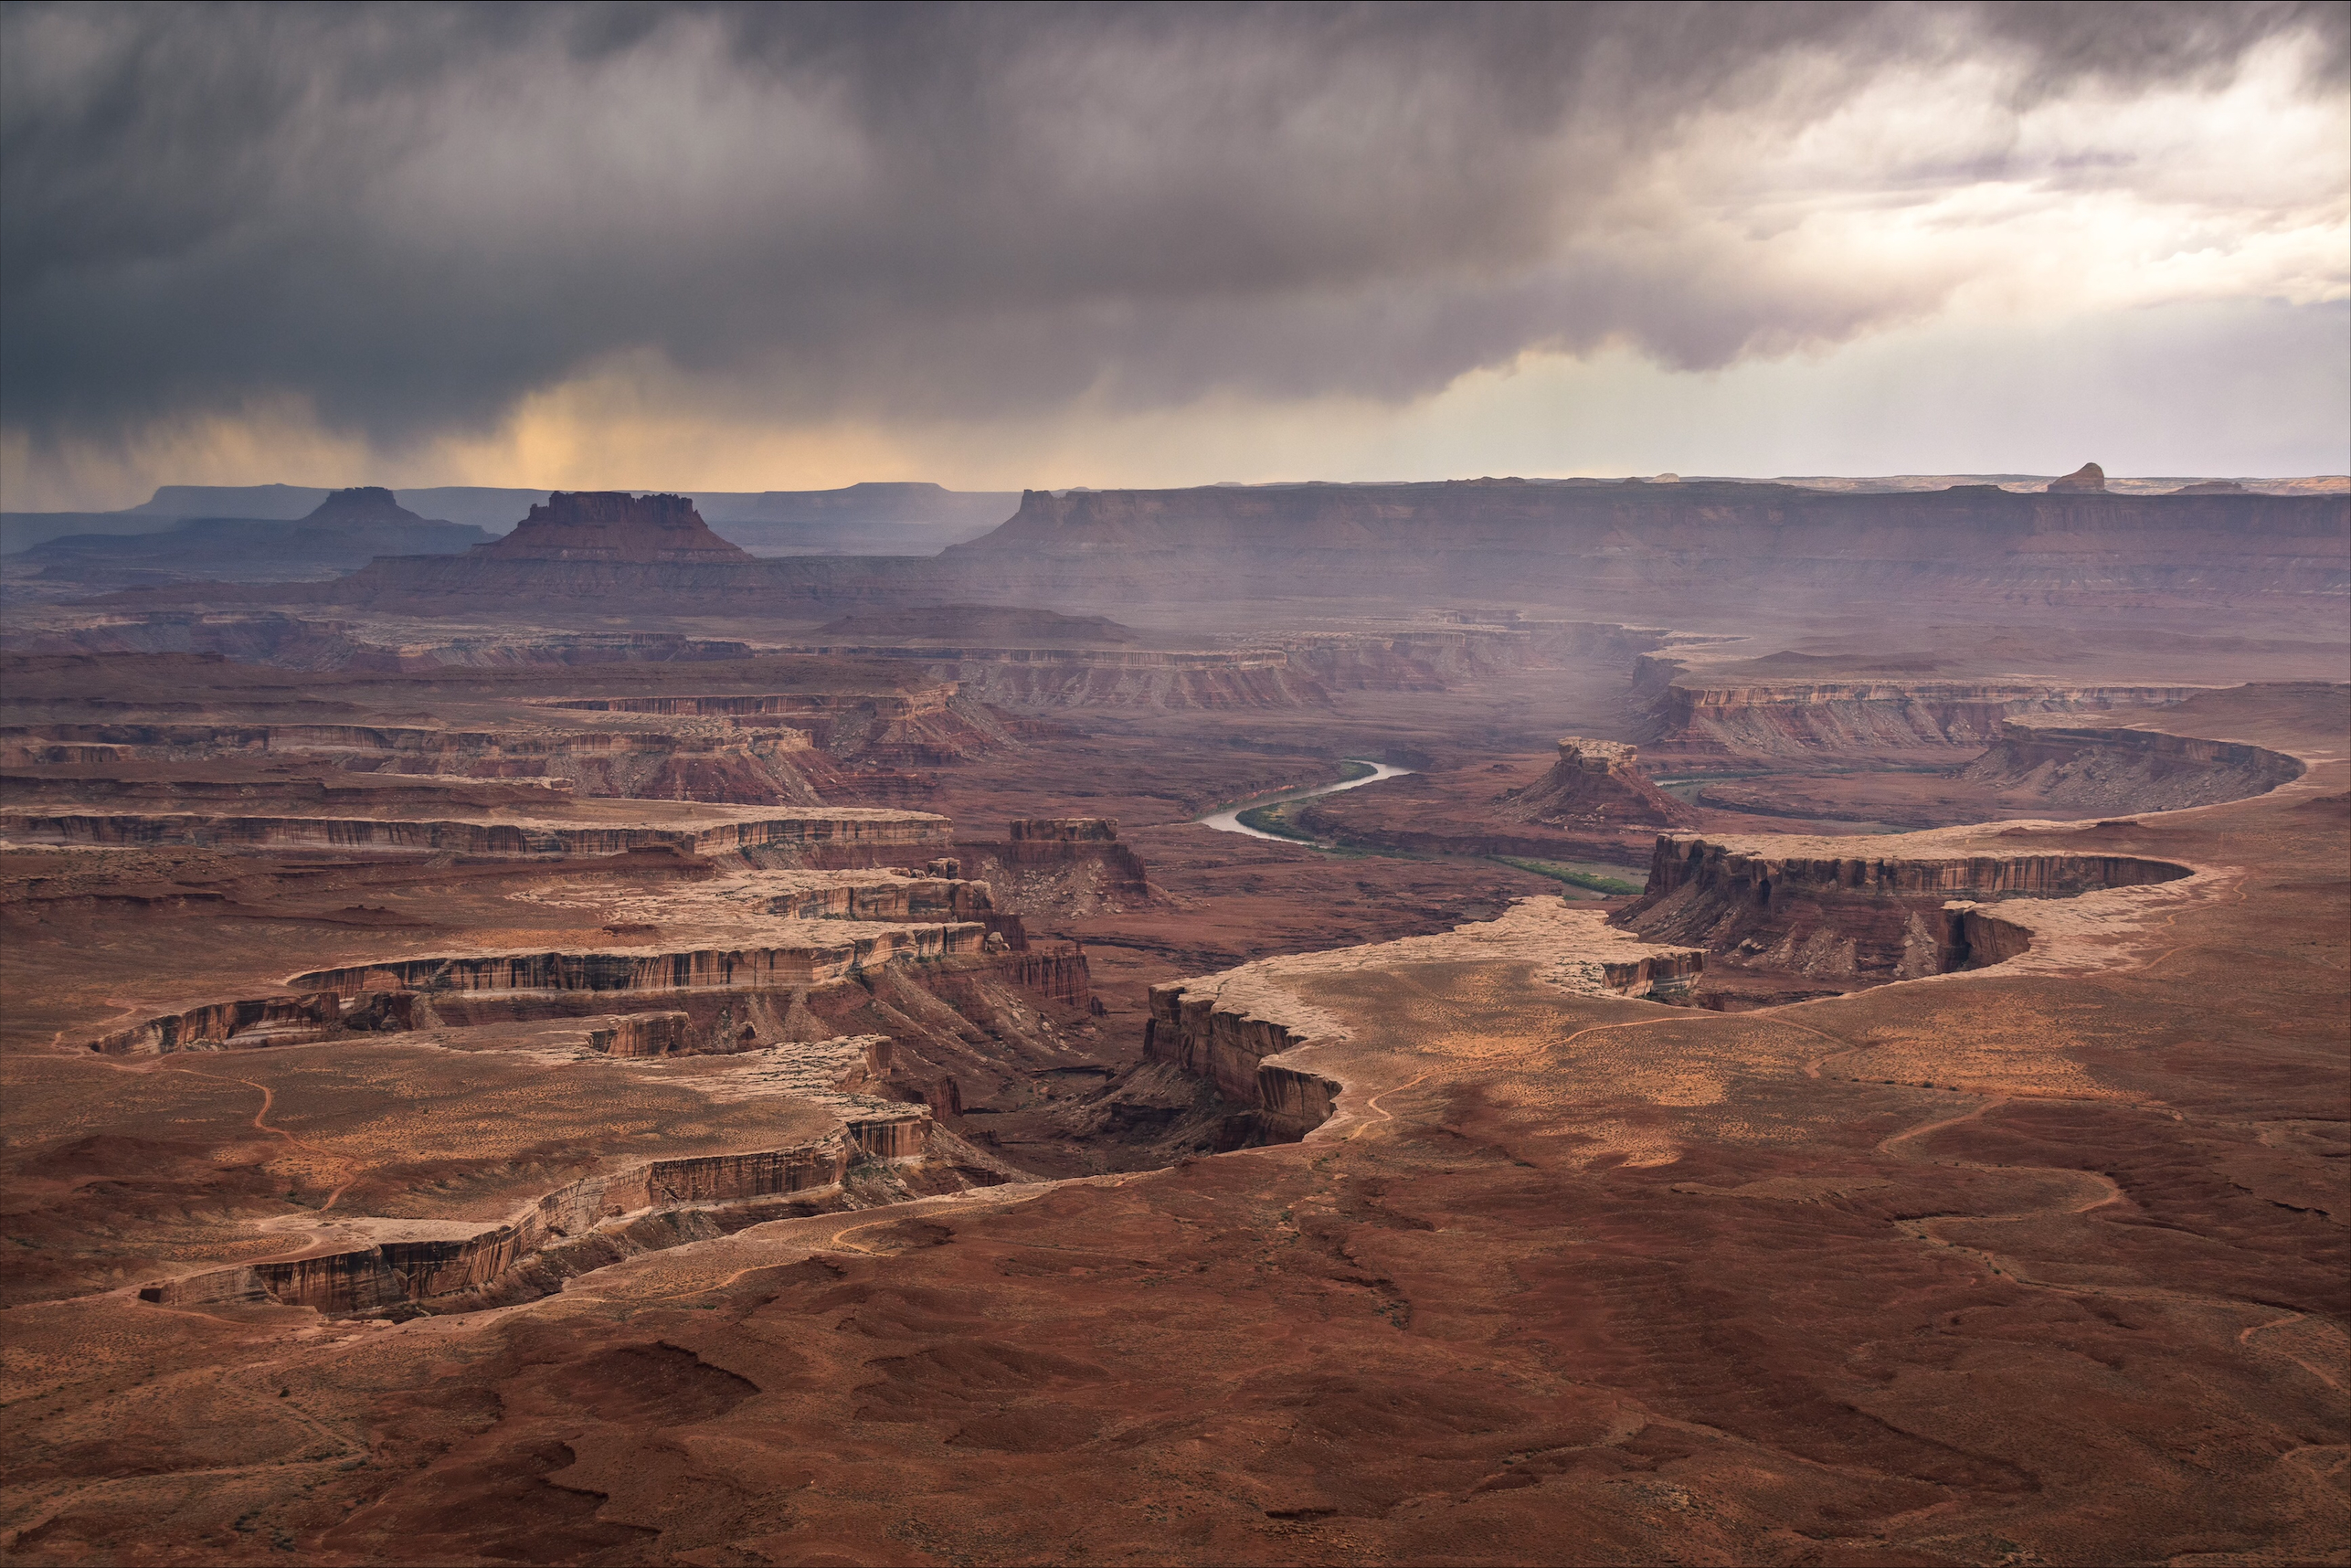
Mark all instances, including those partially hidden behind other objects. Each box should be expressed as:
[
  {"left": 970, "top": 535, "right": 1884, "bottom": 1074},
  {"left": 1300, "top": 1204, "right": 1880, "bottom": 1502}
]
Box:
[{"left": 2, "top": 1, "right": 2346, "bottom": 511}]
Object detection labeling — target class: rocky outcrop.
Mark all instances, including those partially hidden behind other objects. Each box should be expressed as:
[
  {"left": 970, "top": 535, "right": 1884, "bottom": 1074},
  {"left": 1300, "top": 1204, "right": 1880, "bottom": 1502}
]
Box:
[
  {"left": 997, "top": 943, "right": 1097, "bottom": 1012},
  {"left": 1622, "top": 832, "right": 2193, "bottom": 983},
  {"left": 1958, "top": 720, "right": 2304, "bottom": 813},
  {"left": 961, "top": 820, "right": 1153, "bottom": 916},
  {"left": 1494, "top": 737, "right": 1693, "bottom": 829},
  {"left": 474, "top": 493, "right": 756, "bottom": 563},
  {"left": 589, "top": 1011, "right": 691, "bottom": 1057},
  {"left": 2046, "top": 462, "right": 2106, "bottom": 493},
  {"left": 1010, "top": 817, "right": 1119, "bottom": 842}
]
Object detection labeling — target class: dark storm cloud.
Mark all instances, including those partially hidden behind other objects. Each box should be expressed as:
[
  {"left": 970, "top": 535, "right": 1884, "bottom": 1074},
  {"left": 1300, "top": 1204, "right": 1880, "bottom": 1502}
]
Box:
[{"left": 1, "top": 0, "right": 2340, "bottom": 445}]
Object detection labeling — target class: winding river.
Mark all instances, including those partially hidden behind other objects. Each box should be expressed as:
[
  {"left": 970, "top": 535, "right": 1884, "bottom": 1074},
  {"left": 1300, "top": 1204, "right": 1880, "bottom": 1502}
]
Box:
[{"left": 1196, "top": 759, "right": 1414, "bottom": 842}]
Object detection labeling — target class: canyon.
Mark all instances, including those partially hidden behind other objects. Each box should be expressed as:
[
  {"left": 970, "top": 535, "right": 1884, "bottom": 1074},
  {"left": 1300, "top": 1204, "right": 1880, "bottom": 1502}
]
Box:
[{"left": 1, "top": 486, "right": 2344, "bottom": 1568}]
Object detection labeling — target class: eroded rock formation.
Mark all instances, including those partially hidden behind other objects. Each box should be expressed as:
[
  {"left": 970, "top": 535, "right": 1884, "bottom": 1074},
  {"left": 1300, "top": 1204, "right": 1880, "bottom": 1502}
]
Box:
[
  {"left": 1494, "top": 737, "right": 1693, "bottom": 829},
  {"left": 138, "top": 1034, "right": 935, "bottom": 1318},
  {"left": 1147, "top": 899, "right": 1703, "bottom": 1145},
  {"left": 475, "top": 492, "right": 756, "bottom": 564},
  {"left": 1621, "top": 831, "right": 2193, "bottom": 995}
]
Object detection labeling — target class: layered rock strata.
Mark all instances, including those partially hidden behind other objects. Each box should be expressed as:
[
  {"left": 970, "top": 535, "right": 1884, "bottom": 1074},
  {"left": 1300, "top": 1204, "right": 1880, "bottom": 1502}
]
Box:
[
  {"left": 472, "top": 492, "right": 756, "bottom": 564},
  {"left": 1959, "top": 717, "right": 2305, "bottom": 813},
  {"left": 1, "top": 806, "right": 947, "bottom": 856}
]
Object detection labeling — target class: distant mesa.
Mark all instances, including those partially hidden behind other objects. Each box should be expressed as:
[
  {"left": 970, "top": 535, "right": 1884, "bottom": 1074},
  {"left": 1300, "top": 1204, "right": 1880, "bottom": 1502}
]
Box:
[
  {"left": 300, "top": 485, "right": 451, "bottom": 528},
  {"left": 2045, "top": 461, "right": 2107, "bottom": 493},
  {"left": 478, "top": 492, "right": 755, "bottom": 564},
  {"left": 813, "top": 604, "right": 1140, "bottom": 646},
  {"left": 2170, "top": 479, "right": 2249, "bottom": 495}
]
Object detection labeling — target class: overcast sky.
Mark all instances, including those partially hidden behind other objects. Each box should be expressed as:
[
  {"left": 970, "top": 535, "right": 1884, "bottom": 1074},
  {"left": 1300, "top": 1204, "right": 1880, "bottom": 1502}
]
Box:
[{"left": 2, "top": 0, "right": 2345, "bottom": 508}]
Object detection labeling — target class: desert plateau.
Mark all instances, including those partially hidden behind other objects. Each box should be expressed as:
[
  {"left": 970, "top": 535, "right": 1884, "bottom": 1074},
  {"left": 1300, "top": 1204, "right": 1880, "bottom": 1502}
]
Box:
[{"left": 2, "top": 5, "right": 2346, "bottom": 1566}]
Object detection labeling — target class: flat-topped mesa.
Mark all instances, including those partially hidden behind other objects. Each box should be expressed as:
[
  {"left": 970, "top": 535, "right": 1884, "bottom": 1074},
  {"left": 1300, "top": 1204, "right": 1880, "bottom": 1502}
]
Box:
[
  {"left": 1495, "top": 736, "right": 1694, "bottom": 829},
  {"left": 476, "top": 492, "right": 755, "bottom": 563},
  {"left": 1620, "top": 832, "right": 2193, "bottom": 986},
  {"left": 302, "top": 485, "right": 445, "bottom": 528},
  {"left": 1147, "top": 899, "right": 1703, "bottom": 1146}
]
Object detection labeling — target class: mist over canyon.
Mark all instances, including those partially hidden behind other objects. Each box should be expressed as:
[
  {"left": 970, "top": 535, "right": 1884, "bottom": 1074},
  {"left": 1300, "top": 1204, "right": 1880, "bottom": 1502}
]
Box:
[{"left": 5, "top": 5, "right": 2347, "bottom": 1564}]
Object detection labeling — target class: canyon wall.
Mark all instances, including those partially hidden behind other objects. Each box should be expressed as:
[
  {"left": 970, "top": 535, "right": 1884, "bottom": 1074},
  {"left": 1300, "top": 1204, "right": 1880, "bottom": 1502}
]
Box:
[
  {"left": 289, "top": 926, "right": 991, "bottom": 999},
  {"left": 1958, "top": 720, "right": 2305, "bottom": 812},
  {"left": 1642, "top": 681, "right": 2214, "bottom": 758},
  {"left": 1142, "top": 984, "right": 1340, "bottom": 1148}
]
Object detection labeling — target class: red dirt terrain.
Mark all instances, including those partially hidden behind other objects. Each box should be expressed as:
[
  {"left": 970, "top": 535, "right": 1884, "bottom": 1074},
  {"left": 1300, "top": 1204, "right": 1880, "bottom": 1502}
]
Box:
[{"left": 2, "top": 492, "right": 2345, "bottom": 1566}]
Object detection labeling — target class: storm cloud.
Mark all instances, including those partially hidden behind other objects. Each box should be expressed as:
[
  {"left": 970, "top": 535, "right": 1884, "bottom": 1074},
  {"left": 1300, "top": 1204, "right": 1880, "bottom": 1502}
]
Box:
[{"left": 2, "top": 1, "right": 2344, "bottom": 477}]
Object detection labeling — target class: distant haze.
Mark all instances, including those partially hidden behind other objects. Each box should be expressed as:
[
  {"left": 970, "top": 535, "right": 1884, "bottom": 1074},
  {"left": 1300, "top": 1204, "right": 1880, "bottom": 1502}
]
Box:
[{"left": 2, "top": 3, "right": 2344, "bottom": 509}]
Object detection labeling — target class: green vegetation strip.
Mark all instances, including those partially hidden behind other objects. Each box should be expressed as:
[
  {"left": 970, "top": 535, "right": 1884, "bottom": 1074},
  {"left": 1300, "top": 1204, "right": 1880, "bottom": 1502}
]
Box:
[
  {"left": 1490, "top": 856, "right": 1646, "bottom": 895},
  {"left": 1235, "top": 800, "right": 1321, "bottom": 842}
]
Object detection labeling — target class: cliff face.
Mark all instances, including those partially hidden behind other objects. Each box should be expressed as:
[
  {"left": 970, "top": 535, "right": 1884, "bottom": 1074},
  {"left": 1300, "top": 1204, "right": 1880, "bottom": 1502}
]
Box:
[
  {"left": 1, "top": 807, "right": 948, "bottom": 856},
  {"left": 1959, "top": 721, "right": 2304, "bottom": 813},
  {"left": 1621, "top": 832, "right": 2192, "bottom": 984},
  {"left": 1643, "top": 681, "right": 2212, "bottom": 758},
  {"left": 1494, "top": 737, "right": 1693, "bottom": 829},
  {"left": 1142, "top": 985, "right": 1340, "bottom": 1147},
  {"left": 290, "top": 926, "right": 992, "bottom": 999},
  {"left": 476, "top": 493, "right": 755, "bottom": 563}
]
